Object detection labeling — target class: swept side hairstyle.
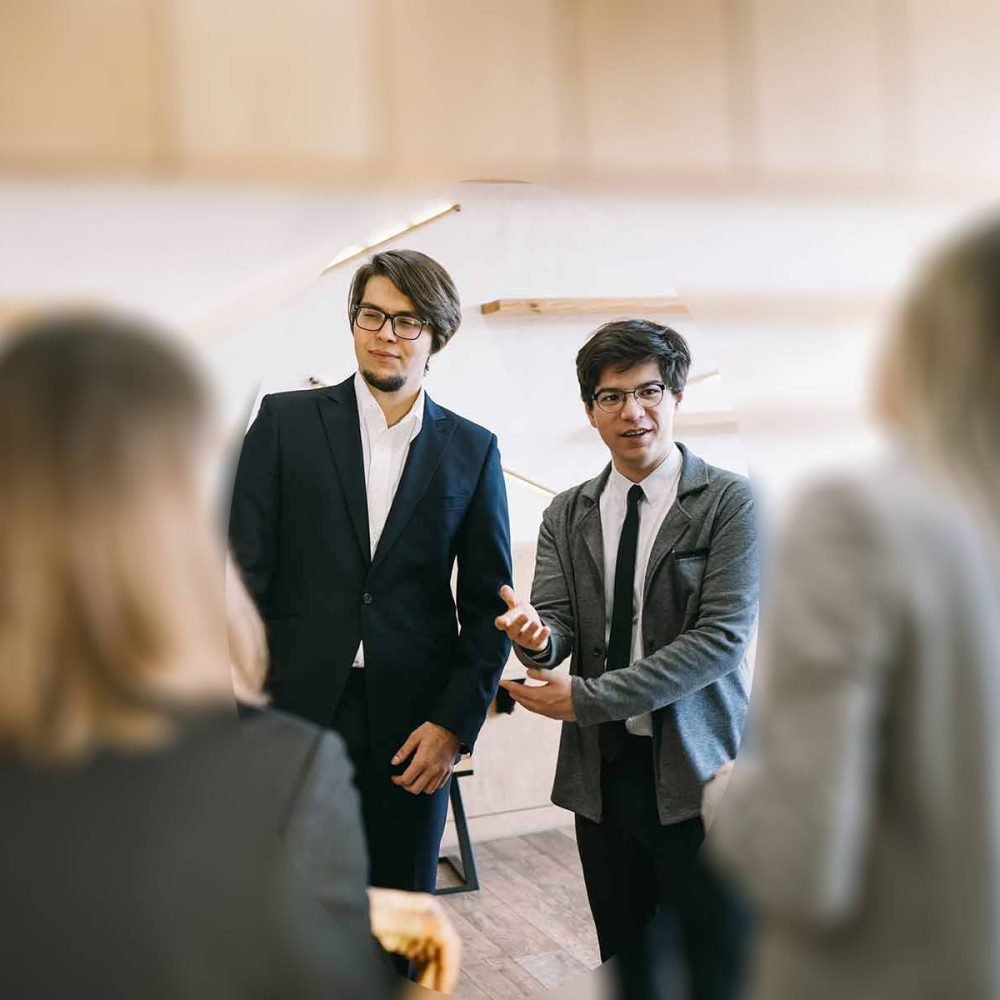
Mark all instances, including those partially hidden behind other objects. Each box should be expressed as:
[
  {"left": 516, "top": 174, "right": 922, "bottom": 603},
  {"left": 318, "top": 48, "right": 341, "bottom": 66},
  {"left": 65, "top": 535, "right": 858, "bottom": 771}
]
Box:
[
  {"left": 576, "top": 319, "right": 692, "bottom": 407},
  {"left": 347, "top": 249, "right": 461, "bottom": 353}
]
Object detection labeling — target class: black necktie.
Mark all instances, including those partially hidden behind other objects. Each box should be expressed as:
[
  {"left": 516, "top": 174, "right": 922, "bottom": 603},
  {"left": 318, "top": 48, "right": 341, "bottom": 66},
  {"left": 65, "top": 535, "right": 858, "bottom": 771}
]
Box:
[{"left": 600, "top": 483, "right": 644, "bottom": 762}]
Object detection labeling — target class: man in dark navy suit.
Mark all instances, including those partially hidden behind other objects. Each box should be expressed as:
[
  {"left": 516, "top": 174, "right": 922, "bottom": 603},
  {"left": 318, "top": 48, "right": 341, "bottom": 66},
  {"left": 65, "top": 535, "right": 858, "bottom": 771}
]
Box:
[{"left": 229, "top": 250, "right": 512, "bottom": 900}]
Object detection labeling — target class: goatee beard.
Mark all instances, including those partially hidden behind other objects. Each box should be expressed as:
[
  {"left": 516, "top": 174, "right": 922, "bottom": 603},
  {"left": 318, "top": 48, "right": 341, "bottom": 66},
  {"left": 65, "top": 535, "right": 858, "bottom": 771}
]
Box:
[{"left": 361, "top": 369, "right": 406, "bottom": 393}]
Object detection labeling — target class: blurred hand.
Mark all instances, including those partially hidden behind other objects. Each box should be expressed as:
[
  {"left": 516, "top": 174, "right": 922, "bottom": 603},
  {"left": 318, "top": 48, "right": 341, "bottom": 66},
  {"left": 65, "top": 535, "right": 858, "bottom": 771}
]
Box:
[
  {"left": 391, "top": 722, "right": 459, "bottom": 795},
  {"left": 367, "top": 888, "right": 461, "bottom": 994},
  {"left": 494, "top": 584, "right": 551, "bottom": 651},
  {"left": 499, "top": 667, "right": 576, "bottom": 721},
  {"left": 702, "top": 759, "right": 735, "bottom": 830}
]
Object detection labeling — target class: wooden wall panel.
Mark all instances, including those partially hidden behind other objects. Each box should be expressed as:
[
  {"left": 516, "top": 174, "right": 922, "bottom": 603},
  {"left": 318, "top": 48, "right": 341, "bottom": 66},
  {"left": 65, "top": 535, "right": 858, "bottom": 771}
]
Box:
[
  {"left": 748, "top": 0, "right": 889, "bottom": 175},
  {"left": 382, "top": 0, "right": 563, "bottom": 176},
  {"left": 0, "top": 0, "right": 158, "bottom": 166},
  {"left": 577, "top": 0, "right": 732, "bottom": 170},
  {"left": 169, "top": 0, "right": 376, "bottom": 170},
  {"left": 906, "top": 0, "right": 1000, "bottom": 178},
  {"left": 4, "top": 0, "right": 1000, "bottom": 193}
]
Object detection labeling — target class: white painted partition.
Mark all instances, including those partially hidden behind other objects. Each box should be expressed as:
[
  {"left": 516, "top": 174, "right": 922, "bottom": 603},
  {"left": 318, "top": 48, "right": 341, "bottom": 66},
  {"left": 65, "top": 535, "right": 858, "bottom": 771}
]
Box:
[{"left": 0, "top": 177, "right": 975, "bottom": 841}]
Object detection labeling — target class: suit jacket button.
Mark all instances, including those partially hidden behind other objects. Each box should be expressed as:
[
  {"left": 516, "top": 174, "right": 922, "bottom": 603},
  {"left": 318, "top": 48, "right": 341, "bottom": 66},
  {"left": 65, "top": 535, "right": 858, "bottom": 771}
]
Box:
[
  {"left": 362, "top": 593, "right": 373, "bottom": 605},
  {"left": 592, "top": 644, "right": 603, "bottom": 656}
]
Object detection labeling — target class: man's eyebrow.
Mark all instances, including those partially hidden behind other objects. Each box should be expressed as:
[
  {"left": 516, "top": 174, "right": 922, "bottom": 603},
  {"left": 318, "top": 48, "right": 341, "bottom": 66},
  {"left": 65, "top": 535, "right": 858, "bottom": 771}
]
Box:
[
  {"left": 595, "top": 380, "right": 662, "bottom": 393},
  {"left": 358, "top": 300, "right": 419, "bottom": 316}
]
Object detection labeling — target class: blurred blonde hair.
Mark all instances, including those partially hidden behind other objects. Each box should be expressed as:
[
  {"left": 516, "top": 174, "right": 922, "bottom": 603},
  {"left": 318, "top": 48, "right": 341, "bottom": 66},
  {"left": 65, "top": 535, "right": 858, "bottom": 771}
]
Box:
[
  {"left": 880, "top": 217, "right": 1000, "bottom": 525},
  {"left": 0, "top": 310, "right": 233, "bottom": 762}
]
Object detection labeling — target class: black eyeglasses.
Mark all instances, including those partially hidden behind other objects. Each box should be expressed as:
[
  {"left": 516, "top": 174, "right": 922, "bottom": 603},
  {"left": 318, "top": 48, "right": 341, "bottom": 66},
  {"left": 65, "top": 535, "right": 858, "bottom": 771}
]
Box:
[
  {"left": 352, "top": 304, "right": 428, "bottom": 341},
  {"left": 592, "top": 382, "right": 666, "bottom": 414}
]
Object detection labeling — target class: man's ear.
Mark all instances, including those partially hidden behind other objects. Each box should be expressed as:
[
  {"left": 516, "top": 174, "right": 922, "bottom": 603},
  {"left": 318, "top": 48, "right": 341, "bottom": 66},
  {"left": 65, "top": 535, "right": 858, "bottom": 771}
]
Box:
[
  {"left": 674, "top": 391, "right": 684, "bottom": 408},
  {"left": 585, "top": 402, "right": 597, "bottom": 428}
]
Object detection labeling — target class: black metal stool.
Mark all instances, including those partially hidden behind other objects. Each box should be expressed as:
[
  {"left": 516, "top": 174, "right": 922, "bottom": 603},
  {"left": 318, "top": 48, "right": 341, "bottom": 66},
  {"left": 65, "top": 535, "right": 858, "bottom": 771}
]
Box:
[{"left": 436, "top": 763, "right": 479, "bottom": 894}]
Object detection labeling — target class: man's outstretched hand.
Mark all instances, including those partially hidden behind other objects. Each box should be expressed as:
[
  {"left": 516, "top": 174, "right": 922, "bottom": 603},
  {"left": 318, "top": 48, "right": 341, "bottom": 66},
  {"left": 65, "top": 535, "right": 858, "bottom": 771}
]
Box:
[{"left": 494, "top": 584, "right": 551, "bottom": 651}]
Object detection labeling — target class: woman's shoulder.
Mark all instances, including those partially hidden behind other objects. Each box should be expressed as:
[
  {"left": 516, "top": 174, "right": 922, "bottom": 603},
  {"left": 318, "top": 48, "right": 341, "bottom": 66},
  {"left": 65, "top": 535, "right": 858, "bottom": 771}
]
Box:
[{"left": 238, "top": 704, "right": 351, "bottom": 782}]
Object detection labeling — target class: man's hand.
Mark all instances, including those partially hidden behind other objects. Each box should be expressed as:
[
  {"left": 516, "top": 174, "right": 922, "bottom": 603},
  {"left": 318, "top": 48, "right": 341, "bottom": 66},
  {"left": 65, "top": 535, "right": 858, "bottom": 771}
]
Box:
[
  {"left": 494, "top": 584, "right": 551, "bottom": 651},
  {"left": 702, "top": 759, "right": 735, "bottom": 831},
  {"left": 391, "top": 722, "right": 460, "bottom": 795},
  {"left": 367, "top": 888, "right": 461, "bottom": 994},
  {"left": 498, "top": 667, "right": 576, "bottom": 721}
]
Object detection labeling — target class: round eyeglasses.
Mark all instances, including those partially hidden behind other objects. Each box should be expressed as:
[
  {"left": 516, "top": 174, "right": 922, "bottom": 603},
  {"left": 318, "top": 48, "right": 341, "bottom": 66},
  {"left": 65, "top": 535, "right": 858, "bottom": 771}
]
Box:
[
  {"left": 592, "top": 382, "right": 666, "bottom": 414},
  {"left": 352, "top": 305, "right": 428, "bottom": 341}
]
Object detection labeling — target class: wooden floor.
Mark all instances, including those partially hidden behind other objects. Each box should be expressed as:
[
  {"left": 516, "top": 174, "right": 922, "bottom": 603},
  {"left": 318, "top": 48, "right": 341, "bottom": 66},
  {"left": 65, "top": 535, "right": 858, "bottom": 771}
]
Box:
[{"left": 435, "top": 828, "right": 601, "bottom": 998}]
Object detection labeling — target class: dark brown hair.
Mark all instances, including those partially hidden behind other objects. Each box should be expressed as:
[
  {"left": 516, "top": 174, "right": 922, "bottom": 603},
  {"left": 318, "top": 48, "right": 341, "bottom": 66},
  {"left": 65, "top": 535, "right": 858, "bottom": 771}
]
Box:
[
  {"left": 348, "top": 249, "right": 461, "bottom": 353},
  {"left": 576, "top": 319, "right": 691, "bottom": 407}
]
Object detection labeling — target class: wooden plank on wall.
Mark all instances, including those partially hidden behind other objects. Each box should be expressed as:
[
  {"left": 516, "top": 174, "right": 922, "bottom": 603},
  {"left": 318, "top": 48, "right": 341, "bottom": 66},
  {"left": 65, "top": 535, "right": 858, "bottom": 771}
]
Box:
[
  {"left": 382, "top": 0, "right": 563, "bottom": 176},
  {"left": 169, "top": 0, "right": 377, "bottom": 172},
  {"left": 482, "top": 296, "right": 688, "bottom": 315},
  {"left": 748, "top": 0, "right": 889, "bottom": 176},
  {"left": 577, "top": 0, "right": 733, "bottom": 170},
  {"left": 0, "top": 0, "right": 158, "bottom": 168}
]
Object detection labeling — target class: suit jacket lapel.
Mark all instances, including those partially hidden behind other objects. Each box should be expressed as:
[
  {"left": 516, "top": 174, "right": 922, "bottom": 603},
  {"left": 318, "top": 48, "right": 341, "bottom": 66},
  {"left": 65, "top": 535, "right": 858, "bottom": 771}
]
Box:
[
  {"left": 644, "top": 442, "right": 709, "bottom": 596},
  {"left": 572, "top": 467, "right": 610, "bottom": 642},
  {"left": 317, "top": 377, "right": 371, "bottom": 564},
  {"left": 576, "top": 466, "right": 610, "bottom": 584},
  {"left": 371, "top": 395, "right": 455, "bottom": 572}
]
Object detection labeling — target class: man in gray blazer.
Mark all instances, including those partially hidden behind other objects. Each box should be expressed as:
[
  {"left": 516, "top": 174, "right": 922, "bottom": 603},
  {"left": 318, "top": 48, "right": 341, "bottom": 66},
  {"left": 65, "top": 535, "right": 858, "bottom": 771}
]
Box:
[{"left": 498, "top": 320, "right": 758, "bottom": 998}]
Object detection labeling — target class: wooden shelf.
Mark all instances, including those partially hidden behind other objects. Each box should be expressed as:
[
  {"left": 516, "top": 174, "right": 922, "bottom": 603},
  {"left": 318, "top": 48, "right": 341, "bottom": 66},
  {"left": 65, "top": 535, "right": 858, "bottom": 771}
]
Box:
[{"left": 481, "top": 297, "right": 689, "bottom": 316}]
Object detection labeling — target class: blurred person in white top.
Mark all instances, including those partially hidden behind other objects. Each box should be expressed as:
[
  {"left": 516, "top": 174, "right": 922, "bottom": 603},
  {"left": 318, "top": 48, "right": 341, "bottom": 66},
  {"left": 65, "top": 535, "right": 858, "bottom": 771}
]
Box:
[{"left": 709, "top": 216, "right": 1000, "bottom": 999}]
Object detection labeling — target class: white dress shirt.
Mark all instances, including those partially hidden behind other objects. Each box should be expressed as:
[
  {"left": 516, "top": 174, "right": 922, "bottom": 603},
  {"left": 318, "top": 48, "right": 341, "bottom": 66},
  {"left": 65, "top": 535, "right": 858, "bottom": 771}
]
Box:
[
  {"left": 352, "top": 372, "right": 425, "bottom": 667},
  {"left": 599, "top": 444, "right": 684, "bottom": 735}
]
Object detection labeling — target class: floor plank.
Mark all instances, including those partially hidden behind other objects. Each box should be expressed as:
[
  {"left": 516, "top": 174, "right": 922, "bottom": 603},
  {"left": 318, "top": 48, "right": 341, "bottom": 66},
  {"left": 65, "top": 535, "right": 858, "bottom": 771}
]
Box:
[
  {"left": 435, "top": 828, "right": 602, "bottom": 994},
  {"left": 514, "top": 949, "right": 589, "bottom": 991},
  {"left": 450, "top": 969, "right": 492, "bottom": 1000},
  {"left": 435, "top": 902, "right": 505, "bottom": 966},
  {"left": 460, "top": 958, "right": 544, "bottom": 998},
  {"left": 444, "top": 884, "right": 562, "bottom": 958},
  {"left": 521, "top": 828, "right": 586, "bottom": 876},
  {"left": 472, "top": 845, "right": 600, "bottom": 968}
]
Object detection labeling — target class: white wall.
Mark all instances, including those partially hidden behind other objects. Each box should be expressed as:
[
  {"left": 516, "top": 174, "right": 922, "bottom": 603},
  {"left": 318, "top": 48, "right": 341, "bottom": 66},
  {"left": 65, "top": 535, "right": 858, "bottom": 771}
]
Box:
[{"left": 1, "top": 178, "right": 984, "bottom": 840}]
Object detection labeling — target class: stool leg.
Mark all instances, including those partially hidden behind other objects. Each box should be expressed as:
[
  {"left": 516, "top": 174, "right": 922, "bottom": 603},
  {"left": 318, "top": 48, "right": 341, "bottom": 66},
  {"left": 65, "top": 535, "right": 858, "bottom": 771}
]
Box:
[{"left": 436, "top": 774, "right": 480, "bottom": 894}]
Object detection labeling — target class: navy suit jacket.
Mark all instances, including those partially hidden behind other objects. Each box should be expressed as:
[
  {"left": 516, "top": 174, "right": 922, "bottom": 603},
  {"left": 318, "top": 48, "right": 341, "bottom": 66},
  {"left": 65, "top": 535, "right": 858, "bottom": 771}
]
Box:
[{"left": 229, "top": 376, "right": 512, "bottom": 756}]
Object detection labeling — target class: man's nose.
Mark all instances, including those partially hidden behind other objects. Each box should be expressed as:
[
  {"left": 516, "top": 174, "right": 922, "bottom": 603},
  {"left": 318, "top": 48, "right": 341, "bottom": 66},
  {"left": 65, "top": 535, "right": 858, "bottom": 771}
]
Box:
[
  {"left": 375, "top": 318, "right": 397, "bottom": 342},
  {"left": 620, "top": 393, "right": 644, "bottom": 419}
]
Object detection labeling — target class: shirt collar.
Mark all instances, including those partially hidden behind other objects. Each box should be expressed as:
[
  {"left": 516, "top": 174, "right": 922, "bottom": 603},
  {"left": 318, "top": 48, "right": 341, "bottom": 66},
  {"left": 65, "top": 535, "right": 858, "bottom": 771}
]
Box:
[
  {"left": 607, "top": 444, "right": 682, "bottom": 506},
  {"left": 354, "top": 371, "right": 425, "bottom": 436}
]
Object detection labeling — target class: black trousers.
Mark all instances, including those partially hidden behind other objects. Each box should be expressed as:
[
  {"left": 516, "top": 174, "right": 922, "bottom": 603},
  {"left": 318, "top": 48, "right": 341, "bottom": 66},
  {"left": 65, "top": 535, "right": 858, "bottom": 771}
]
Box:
[
  {"left": 575, "top": 735, "right": 750, "bottom": 1000},
  {"left": 330, "top": 670, "right": 451, "bottom": 895}
]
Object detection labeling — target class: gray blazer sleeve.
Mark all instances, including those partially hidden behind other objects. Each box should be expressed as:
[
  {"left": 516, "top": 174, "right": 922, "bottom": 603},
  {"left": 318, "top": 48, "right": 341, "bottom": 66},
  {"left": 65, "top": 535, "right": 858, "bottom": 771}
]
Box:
[
  {"left": 572, "top": 483, "right": 759, "bottom": 723},
  {"left": 513, "top": 499, "right": 576, "bottom": 670},
  {"left": 709, "top": 480, "right": 892, "bottom": 923}
]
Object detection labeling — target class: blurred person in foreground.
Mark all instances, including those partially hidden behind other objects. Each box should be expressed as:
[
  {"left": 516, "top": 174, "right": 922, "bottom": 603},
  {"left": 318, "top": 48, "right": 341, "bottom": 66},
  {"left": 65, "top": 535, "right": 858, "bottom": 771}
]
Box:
[
  {"left": 0, "top": 311, "right": 388, "bottom": 999},
  {"left": 709, "top": 217, "right": 1000, "bottom": 999},
  {"left": 227, "top": 559, "right": 462, "bottom": 995},
  {"left": 497, "top": 320, "right": 758, "bottom": 999}
]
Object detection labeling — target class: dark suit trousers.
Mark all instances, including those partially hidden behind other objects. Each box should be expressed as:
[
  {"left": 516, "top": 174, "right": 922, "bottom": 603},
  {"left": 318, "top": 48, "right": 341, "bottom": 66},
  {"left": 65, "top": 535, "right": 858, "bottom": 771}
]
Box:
[
  {"left": 331, "top": 670, "right": 451, "bottom": 895},
  {"left": 575, "top": 735, "right": 750, "bottom": 1000}
]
